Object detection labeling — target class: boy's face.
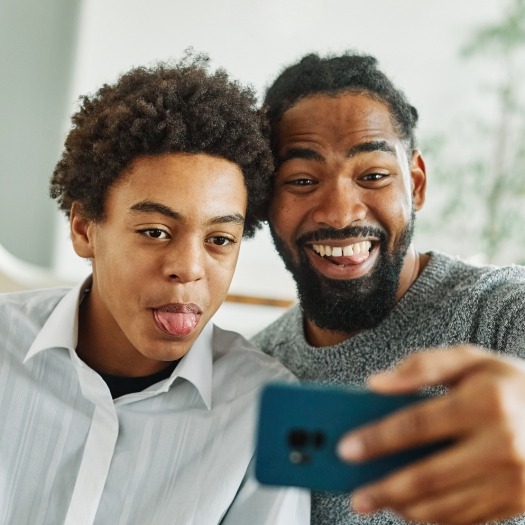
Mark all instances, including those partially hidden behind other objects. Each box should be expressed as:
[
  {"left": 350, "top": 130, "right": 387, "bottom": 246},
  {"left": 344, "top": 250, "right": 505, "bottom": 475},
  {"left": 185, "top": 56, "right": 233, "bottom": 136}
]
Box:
[{"left": 71, "top": 153, "right": 246, "bottom": 375}]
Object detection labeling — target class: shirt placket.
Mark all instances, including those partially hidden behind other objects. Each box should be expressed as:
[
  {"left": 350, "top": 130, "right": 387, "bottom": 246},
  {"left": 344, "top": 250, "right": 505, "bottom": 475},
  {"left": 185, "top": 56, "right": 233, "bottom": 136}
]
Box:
[{"left": 64, "top": 352, "right": 119, "bottom": 525}]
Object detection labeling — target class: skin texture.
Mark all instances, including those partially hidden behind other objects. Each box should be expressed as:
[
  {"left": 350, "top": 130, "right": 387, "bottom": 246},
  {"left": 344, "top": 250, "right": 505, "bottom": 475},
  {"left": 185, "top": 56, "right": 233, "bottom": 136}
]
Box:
[
  {"left": 270, "top": 93, "right": 427, "bottom": 346},
  {"left": 272, "top": 92, "right": 525, "bottom": 524},
  {"left": 71, "top": 152, "right": 246, "bottom": 377}
]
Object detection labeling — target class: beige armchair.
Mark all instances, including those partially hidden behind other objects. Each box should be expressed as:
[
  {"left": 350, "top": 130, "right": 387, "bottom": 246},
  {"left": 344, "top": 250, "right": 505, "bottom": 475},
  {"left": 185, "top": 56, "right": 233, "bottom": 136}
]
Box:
[{"left": 0, "top": 243, "right": 72, "bottom": 293}]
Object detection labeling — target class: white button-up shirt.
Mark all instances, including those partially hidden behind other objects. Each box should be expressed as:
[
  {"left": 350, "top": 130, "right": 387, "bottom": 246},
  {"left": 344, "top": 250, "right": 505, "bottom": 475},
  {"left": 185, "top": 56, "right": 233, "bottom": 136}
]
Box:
[{"left": 0, "top": 283, "right": 309, "bottom": 525}]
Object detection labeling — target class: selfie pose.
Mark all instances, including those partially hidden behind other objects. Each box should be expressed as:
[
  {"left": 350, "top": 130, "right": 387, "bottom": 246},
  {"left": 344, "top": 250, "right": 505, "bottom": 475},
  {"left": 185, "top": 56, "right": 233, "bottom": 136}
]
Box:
[{"left": 253, "top": 51, "right": 525, "bottom": 525}]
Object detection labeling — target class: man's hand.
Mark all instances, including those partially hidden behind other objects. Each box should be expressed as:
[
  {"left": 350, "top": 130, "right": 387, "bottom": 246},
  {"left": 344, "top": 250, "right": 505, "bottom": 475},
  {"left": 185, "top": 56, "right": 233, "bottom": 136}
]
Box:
[{"left": 337, "top": 345, "right": 525, "bottom": 525}]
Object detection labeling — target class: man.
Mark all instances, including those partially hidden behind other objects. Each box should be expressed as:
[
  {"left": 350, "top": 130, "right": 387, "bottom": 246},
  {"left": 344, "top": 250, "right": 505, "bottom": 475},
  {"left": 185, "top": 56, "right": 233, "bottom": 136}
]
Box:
[
  {"left": 0, "top": 54, "right": 309, "bottom": 524},
  {"left": 252, "top": 51, "right": 525, "bottom": 525}
]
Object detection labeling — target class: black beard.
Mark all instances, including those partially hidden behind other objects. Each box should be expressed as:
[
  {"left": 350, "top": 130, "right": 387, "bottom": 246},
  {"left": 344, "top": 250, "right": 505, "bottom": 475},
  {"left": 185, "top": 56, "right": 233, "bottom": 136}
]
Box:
[{"left": 270, "top": 214, "right": 415, "bottom": 336}]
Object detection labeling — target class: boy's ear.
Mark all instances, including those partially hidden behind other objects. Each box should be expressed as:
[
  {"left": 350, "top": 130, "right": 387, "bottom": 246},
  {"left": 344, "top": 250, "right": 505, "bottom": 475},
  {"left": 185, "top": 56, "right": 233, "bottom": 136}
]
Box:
[{"left": 70, "top": 202, "right": 95, "bottom": 258}]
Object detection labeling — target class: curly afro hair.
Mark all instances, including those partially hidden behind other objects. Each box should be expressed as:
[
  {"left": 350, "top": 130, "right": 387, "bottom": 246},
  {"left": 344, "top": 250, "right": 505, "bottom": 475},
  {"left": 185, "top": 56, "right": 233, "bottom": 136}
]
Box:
[
  {"left": 50, "top": 52, "right": 273, "bottom": 238},
  {"left": 264, "top": 51, "right": 419, "bottom": 153}
]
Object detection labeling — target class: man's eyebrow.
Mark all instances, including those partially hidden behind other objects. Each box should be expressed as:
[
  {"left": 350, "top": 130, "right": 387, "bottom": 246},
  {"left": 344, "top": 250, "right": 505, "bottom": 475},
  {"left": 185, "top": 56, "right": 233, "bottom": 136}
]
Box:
[
  {"left": 279, "top": 147, "right": 324, "bottom": 164},
  {"left": 347, "top": 140, "right": 397, "bottom": 158},
  {"left": 279, "top": 140, "right": 397, "bottom": 165},
  {"left": 129, "top": 201, "right": 245, "bottom": 226}
]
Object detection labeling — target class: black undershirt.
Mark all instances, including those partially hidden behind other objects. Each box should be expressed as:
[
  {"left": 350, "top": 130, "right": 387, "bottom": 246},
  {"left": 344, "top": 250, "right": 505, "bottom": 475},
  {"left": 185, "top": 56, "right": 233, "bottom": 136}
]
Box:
[{"left": 99, "top": 360, "right": 179, "bottom": 399}]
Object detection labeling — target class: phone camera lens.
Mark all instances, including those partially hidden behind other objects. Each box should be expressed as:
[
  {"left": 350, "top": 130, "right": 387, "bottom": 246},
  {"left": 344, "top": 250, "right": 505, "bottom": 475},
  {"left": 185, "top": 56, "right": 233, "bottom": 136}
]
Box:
[
  {"left": 289, "top": 451, "right": 311, "bottom": 464},
  {"left": 288, "top": 429, "right": 308, "bottom": 448},
  {"left": 313, "top": 431, "right": 325, "bottom": 449}
]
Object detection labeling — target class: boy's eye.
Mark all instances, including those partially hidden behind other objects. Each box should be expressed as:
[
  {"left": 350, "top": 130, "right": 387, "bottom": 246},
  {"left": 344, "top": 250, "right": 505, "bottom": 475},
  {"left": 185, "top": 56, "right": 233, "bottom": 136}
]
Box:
[
  {"left": 208, "top": 236, "right": 235, "bottom": 246},
  {"left": 142, "top": 229, "right": 169, "bottom": 239}
]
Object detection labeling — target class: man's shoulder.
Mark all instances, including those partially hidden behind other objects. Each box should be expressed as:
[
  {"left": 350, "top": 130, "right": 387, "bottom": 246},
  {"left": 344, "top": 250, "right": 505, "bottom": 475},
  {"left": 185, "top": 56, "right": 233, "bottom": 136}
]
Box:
[
  {"left": 212, "top": 323, "right": 297, "bottom": 383},
  {"left": 426, "top": 252, "right": 525, "bottom": 296},
  {"left": 250, "top": 304, "right": 302, "bottom": 356},
  {"left": 423, "top": 252, "right": 525, "bottom": 335}
]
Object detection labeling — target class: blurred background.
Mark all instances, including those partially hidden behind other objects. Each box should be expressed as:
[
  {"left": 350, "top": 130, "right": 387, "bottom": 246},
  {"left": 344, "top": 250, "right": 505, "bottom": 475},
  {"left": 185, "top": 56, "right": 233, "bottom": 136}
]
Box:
[{"left": 1, "top": 0, "right": 524, "bottom": 335}]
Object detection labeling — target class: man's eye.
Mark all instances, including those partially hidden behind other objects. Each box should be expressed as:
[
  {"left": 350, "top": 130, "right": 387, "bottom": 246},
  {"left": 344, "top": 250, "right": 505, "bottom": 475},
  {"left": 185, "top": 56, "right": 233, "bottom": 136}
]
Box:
[
  {"left": 362, "top": 173, "right": 388, "bottom": 181},
  {"left": 141, "top": 229, "right": 169, "bottom": 239},
  {"left": 207, "top": 236, "right": 235, "bottom": 247}
]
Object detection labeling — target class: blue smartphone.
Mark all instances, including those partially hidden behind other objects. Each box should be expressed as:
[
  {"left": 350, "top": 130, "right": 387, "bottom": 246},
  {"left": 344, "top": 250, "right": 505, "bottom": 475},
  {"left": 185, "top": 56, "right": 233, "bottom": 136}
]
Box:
[{"left": 255, "top": 382, "right": 447, "bottom": 493}]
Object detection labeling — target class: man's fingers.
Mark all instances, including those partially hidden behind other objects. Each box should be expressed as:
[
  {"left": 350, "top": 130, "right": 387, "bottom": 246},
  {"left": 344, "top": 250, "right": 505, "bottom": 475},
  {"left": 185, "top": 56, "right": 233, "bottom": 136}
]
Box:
[
  {"left": 352, "top": 465, "right": 525, "bottom": 525},
  {"left": 342, "top": 347, "right": 525, "bottom": 524},
  {"left": 394, "top": 471, "right": 525, "bottom": 525},
  {"left": 339, "top": 367, "right": 525, "bottom": 462},
  {"left": 350, "top": 425, "right": 524, "bottom": 511},
  {"left": 367, "top": 345, "right": 509, "bottom": 393},
  {"left": 338, "top": 392, "right": 462, "bottom": 461}
]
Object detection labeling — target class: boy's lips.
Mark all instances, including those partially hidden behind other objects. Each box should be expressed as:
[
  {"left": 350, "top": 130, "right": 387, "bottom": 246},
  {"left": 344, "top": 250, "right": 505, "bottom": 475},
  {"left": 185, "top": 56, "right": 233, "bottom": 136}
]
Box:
[{"left": 153, "top": 303, "right": 202, "bottom": 337}]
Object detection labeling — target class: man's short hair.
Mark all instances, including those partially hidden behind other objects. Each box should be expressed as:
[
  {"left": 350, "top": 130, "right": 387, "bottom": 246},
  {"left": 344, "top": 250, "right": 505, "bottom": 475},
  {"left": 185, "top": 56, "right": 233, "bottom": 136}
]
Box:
[
  {"left": 50, "top": 52, "right": 273, "bottom": 238},
  {"left": 263, "top": 51, "right": 419, "bottom": 152}
]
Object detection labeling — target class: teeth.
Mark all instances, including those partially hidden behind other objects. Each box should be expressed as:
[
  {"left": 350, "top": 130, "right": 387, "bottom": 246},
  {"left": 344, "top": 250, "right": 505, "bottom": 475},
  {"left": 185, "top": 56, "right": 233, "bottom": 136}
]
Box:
[{"left": 313, "top": 240, "right": 372, "bottom": 258}]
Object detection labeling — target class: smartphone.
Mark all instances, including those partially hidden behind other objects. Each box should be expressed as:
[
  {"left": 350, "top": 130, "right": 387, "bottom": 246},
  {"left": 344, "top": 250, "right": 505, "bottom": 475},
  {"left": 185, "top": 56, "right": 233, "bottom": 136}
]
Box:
[{"left": 255, "top": 382, "right": 448, "bottom": 493}]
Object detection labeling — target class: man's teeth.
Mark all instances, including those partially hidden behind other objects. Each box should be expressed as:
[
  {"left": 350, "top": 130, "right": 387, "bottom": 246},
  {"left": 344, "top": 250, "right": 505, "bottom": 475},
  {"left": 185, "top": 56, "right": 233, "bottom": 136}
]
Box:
[{"left": 312, "top": 240, "right": 372, "bottom": 257}]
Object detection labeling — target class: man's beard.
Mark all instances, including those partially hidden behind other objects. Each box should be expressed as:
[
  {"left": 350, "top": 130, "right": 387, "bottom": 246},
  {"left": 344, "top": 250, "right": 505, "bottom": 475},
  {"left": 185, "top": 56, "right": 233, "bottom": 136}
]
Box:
[{"left": 270, "top": 212, "right": 415, "bottom": 336}]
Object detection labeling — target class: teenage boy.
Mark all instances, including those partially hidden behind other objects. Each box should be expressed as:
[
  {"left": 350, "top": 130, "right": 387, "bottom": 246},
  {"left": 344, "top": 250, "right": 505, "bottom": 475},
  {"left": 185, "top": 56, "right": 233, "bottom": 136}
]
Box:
[{"left": 0, "top": 55, "right": 309, "bottom": 525}]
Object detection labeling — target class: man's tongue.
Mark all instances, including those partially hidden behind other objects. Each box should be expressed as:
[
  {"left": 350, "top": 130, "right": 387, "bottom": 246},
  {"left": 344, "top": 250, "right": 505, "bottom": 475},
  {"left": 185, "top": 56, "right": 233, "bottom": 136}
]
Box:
[
  {"left": 154, "top": 308, "right": 200, "bottom": 336},
  {"left": 326, "top": 251, "right": 370, "bottom": 265}
]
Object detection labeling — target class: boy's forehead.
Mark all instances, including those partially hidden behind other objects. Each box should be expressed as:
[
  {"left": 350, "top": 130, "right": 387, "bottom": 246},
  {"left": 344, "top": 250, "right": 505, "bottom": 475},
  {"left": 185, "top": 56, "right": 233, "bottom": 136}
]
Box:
[{"left": 103, "top": 152, "right": 247, "bottom": 220}]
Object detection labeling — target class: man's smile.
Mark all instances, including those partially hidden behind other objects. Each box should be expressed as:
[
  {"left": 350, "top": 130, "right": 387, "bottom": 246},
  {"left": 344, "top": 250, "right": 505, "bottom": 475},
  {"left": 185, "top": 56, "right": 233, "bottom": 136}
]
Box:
[
  {"left": 311, "top": 240, "right": 372, "bottom": 259},
  {"left": 304, "top": 238, "right": 380, "bottom": 279}
]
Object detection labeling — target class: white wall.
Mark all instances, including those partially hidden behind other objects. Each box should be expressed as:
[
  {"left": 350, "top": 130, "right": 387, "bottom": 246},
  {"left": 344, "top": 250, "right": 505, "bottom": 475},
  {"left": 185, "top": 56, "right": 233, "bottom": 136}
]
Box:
[
  {"left": 0, "top": 0, "right": 81, "bottom": 267},
  {"left": 2, "top": 0, "right": 510, "bottom": 334},
  {"left": 52, "top": 0, "right": 507, "bottom": 291}
]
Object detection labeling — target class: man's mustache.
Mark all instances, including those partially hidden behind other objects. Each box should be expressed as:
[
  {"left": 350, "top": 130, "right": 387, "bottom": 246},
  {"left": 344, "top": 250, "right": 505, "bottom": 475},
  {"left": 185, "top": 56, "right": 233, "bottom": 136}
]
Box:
[{"left": 297, "top": 226, "right": 387, "bottom": 246}]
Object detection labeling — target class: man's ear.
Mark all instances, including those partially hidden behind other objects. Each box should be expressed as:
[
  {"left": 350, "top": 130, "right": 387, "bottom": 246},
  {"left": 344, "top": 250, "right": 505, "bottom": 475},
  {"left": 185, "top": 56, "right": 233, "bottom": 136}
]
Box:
[
  {"left": 410, "top": 149, "right": 427, "bottom": 211},
  {"left": 70, "top": 202, "right": 95, "bottom": 258}
]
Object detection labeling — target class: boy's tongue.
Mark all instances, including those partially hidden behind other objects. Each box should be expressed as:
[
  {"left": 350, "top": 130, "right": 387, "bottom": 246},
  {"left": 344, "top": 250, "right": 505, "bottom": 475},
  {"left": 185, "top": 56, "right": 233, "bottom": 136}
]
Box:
[{"left": 154, "top": 305, "right": 200, "bottom": 336}]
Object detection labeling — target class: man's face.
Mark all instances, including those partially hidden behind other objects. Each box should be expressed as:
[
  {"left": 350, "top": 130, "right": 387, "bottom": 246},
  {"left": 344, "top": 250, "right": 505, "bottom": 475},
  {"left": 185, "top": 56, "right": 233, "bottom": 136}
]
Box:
[
  {"left": 269, "top": 93, "right": 426, "bottom": 345},
  {"left": 71, "top": 153, "right": 246, "bottom": 374}
]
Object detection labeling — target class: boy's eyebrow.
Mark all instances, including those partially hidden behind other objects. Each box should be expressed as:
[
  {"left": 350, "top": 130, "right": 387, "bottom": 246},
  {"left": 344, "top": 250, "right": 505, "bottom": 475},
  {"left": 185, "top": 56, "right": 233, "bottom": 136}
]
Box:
[
  {"left": 130, "top": 201, "right": 181, "bottom": 220},
  {"left": 209, "top": 214, "right": 245, "bottom": 226},
  {"left": 279, "top": 140, "right": 398, "bottom": 164},
  {"left": 129, "top": 201, "right": 245, "bottom": 225}
]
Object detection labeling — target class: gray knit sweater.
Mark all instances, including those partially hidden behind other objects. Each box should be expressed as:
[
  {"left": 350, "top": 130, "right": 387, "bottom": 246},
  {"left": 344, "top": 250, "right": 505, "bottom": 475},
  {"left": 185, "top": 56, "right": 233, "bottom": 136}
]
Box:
[{"left": 252, "top": 252, "right": 525, "bottom": 525}]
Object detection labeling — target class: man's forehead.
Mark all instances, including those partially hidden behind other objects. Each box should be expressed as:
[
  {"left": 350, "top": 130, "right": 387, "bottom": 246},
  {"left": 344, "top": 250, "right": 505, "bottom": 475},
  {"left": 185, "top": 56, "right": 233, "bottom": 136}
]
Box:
[
  {"left": 278, "top": 92, "right": 399, "bottom": 141},
  {"left": 276, "top": 93, "right": 404, "bottom": 157}
]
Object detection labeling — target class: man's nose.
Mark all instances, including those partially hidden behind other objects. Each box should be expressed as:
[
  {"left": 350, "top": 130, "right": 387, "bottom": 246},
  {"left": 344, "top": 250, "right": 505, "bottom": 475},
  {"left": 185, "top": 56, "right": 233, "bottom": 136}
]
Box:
[{"left": 311, "top": 181, "right": 367, "bottom": 230}]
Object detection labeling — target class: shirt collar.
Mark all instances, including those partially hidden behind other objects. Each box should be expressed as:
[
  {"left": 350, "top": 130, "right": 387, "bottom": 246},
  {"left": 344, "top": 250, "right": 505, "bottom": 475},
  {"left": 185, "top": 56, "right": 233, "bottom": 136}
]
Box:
[
  {"left": 24, "top": 277, "right": 91, "bottom": 363},
  {"left": 23, "top": 276, "right": 214, "bottom": 409},
  {"left": 164, "top": 322, "right": 213, "bottom": 410}
]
